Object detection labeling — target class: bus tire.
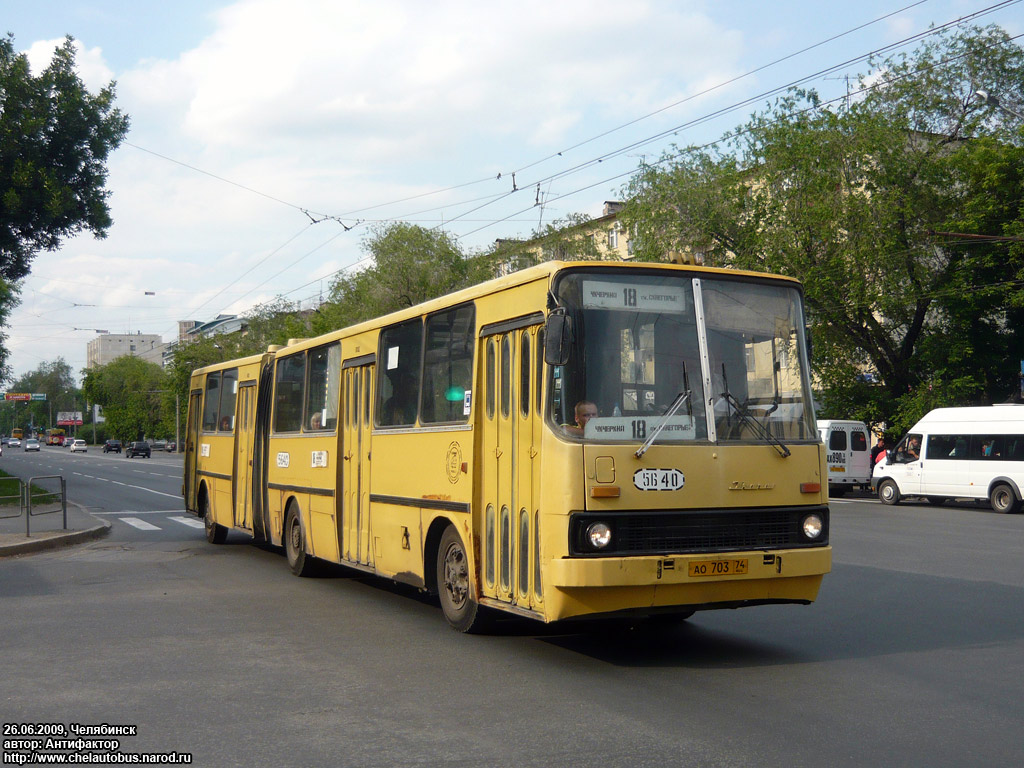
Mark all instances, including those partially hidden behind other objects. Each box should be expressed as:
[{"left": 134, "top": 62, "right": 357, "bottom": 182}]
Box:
[
  {"left": 990, "top": 483, "right": 1021, "bottom": 514},
  {"left": 878, "top": 479, "right": 901, "bottom": 506},
  {"left": 437, "top": 525, "right": 490, "bottom": 633},
  {"left": 285, "top": 504, "right": 314, "bottom": 576},
  {"left": 203, "top": 495, "right": 228, "bottom": 545}
]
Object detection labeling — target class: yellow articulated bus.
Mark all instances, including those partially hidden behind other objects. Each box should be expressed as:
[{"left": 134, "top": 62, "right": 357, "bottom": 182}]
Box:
[{"left": 184, "top": 261, "right": 831, "bottom": 632}]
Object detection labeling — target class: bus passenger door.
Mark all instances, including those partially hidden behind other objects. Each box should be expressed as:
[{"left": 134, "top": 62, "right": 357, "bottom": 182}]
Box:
[
  {"left": 515, "top": 326, "right": 543, "bottom": 612},
  {"left": 233, "top": 383, "right": 255, "bottom": 530},
  {"left": 342, "top": 362, "right": 374, "bottom": 566},
  {"left": 184, "top": 391, "right": 202, "bottom": 512},
  {"left": 481, "top": 327, "right": 541, "bottom": 609}
]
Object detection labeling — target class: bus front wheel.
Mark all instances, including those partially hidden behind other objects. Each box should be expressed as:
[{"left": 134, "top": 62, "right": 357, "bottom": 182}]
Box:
[
  {"left": 878, "top": 479, "right": 901, "bottom": 506},
  {"left": 437, "top": 526, "right": 491, "bottom": 633},
  {"left": 203, "top": 495, "right": 227, "bottom": 545},
  {"left": 990, "top": 483, "right": 1021, "bottom": 514},
  {"left": 285, "top": 504, "right": 314, "bottom": 576}
]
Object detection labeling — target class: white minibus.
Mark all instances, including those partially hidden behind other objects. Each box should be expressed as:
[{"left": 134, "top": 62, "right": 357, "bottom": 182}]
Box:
[
  {"left": 817, "top": 420, "right": 872, "bottom": 495},
  {"left": 871, "top": 405, "right": 1024, "bottom": 513}
]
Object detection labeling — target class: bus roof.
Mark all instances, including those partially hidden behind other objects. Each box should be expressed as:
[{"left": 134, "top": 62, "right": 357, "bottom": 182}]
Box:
[{"left": 266, "top": 260, "right": 804, "bottom": 357}]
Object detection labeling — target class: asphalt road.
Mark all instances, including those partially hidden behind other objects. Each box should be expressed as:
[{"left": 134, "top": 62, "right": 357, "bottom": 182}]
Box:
[{"left": 2, "top": 453, "right": 1023, "bottom": 767}]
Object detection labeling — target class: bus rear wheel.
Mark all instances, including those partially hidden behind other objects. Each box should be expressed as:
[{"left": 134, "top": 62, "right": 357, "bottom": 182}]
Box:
[
  {"left": 285, "top": 504, "right": 314, "bottom": 576},
  {"left": 437, "top": 526, "right": 490, "bottom": 633},
  {"left": 203, "top": 495, "right": 227, "bottom": 545},
  {"left": 878, "top": 479, "right": 901, "bottom": 506},
  {"left": 990, "top": 483, "right": 1021, "bottom": 514}
]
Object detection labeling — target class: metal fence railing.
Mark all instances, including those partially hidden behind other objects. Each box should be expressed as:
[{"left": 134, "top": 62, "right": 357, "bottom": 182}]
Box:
[
  {"left": 0, "top": 475, "right": 67, "bottom": 535},
  {"left": 0, "top": 475, "right": 23, "bottom": 522}
]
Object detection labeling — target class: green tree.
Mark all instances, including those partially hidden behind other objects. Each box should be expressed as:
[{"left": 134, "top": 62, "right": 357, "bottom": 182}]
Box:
[
  {"left": 82, "top": 357, "right": 168, "bottom": 442},
  {"left": 0, "top": 35, "right": 129, "bottom": 381},
  {"left": 623, "top": 24, "right": 1024, "bottom": 434},
  {"left": 315, "top": 223, "right": 472, "bottom": 332},
  {"left": 4, "top": 358, "right": 78, "bottom": 432}
]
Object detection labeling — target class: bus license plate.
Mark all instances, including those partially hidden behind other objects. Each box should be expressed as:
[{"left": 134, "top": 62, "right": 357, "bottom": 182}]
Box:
[{"left": 688, "top": 559, "right": 748, "bottom": 577}]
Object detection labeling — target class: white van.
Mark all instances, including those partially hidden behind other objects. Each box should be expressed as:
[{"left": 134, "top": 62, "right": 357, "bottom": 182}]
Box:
[
  {"left": 817, "top": 420, "right": 872, "bottom": 495},
  {"left": 871, "top": 405, "right": 1024, "bottom": 513}
]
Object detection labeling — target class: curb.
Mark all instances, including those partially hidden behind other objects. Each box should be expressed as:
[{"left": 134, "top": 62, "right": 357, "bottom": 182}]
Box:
[{"left": 0, "top": 507, "right": 111, "bottom": 557}]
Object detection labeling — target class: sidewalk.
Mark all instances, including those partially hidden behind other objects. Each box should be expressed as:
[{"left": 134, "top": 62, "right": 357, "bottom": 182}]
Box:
[{"left": 0, "top": 500, "right": 110, "bottom": 557}]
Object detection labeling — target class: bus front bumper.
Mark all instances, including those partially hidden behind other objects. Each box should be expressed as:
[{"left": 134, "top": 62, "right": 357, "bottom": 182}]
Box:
[{"left": 544, "top": 546, "right": 832, "bottom": 621}]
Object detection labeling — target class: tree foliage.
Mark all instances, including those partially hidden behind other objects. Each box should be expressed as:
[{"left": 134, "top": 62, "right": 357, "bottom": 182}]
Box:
[
  {"left": 82, "top": 356, "right": 168, "bottom": 442},
  {"left": 0, "top": 34, "right": 129, "bottom": 380},
  {"left": 0, "top": 358, "right": 78, "bottom": 434},
  {"left": 489, "top": 213, "right": 608, "bottom": 273},
  {"left": 315, "top": 223, "right": 475, "bottom": 332},
  {"left": 622, "top": 24, "right": 1024, "bottom": 434}
]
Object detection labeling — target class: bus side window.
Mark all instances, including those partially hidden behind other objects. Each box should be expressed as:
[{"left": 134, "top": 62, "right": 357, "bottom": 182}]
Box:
[
  {"left": 274, "top": 354, "right": 305, "bottom": 433},
  {"left": 202, "top": 373, "right": 220, "bottom": 432},
  {"left": 305, "top": 342, "right": 340, "bottom": 431},
  {"left": 421, "top": 304, "right": 474, "bottom": 424},
  {"left": 219, "top": 368, "right": 238, "bottom": 432},
  {"left": 377, "top": 319, "right": 422, "bottom": 427}
]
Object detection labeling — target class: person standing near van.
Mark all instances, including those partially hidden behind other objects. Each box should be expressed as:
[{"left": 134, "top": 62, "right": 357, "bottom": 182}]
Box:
[{"left": 871, "top": 437, "right": 887, "bottom": 473}]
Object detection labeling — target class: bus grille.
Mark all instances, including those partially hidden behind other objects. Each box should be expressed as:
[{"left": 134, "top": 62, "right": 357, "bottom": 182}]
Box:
[{"left": 568, "top": 507, "right": 829, "bottom": 557}]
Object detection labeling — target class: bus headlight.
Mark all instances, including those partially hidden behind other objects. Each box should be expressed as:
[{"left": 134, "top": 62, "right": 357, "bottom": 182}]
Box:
[
  {"left": 802, "top": 514, "right": 823, "bottom": 540},
  {"left": 586, "top": 522, "right": 612, "bottom": 550}
]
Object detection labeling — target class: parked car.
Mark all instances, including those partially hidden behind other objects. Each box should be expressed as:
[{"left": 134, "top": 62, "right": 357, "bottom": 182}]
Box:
[
  {"left": 9, "top": 438, "right": 22, "bottom": 448},
  {"left": 103, "top": 439, "right": 122, "bottom": 454},
  {"left": 70, "top": 439, "right": 88, "bottom": 453},
  {"left": 23, "top": 438, "right": 40, "bottom": 452},
  {"left": 164, "top": 441, "right": 176, "bottom": 452},
  {"left": 126, "top": 441, "right": 151, "bottom": 459},
  {"left": 151, "top": 439, "right": 167, "bottom": 451}
]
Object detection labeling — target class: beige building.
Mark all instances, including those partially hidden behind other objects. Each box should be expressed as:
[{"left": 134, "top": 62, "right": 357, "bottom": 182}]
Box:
[
  {"left": 86, "top": 332, "right": 166, "bottom": 369},
  {"left": 497, "top": 201, "right": 706, "bottom": 272}
]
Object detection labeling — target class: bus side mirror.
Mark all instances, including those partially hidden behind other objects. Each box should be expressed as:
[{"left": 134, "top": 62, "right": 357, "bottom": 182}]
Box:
[{"left": 545, "top": 313, "right": 571, "bottom": 366}]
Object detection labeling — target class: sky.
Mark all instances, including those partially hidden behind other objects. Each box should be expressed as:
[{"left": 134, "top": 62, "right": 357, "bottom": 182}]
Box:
[{"left": 3, "top": 0, "right": 1021, "bottom": 384}]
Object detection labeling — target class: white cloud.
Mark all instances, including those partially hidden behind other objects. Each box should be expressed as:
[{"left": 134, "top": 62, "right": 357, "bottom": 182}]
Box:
[
  {"left": 24, "top": 37, "right": 114, "bottom": 91},
  {"left": 7, "top": 0, "right": 753, "bottom": 380}
]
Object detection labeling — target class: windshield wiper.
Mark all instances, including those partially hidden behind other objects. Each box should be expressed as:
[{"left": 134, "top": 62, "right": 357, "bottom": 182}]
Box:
[
  {"left": 718, "top": 363, "right": 790, "bottom": 457},
  {"left": 636, "top": 363, "right": 693, "bottom": 459},
  {"left": 720, "top": 391, "right": 791, "bottom": 458}
]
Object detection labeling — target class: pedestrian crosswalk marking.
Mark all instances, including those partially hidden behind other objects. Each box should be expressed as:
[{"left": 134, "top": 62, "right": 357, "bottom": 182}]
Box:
[
  {"left": 169, "top": 516, "right": 205, "bottom": 529},
  {"left": 120, "top": 517, "right": 161, "bottom": 531}
]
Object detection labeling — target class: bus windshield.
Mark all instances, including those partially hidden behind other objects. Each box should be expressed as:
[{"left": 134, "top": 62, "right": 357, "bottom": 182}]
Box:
[{"left": 550, "top": 270, "right": 816, "bottom": 444}]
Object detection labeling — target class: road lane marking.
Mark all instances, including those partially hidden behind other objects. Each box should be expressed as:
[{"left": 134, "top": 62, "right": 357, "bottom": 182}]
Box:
[
  {"left": 91, "top": 509, "right": 183, "bottom": 516},
  {"left": 108, "top": 480, "right": 180, "bottom": 498},
  {"left": 120, "top": 517, "right": 161, "bottom": 530},
  {"left": 169, "top": 516, "right": 205, "bottom": 529}
]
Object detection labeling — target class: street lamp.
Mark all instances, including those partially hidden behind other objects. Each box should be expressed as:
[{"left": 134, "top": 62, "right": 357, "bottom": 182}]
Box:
[{"left": 975, "top": 89, "right": 1024, "bottom": 121}]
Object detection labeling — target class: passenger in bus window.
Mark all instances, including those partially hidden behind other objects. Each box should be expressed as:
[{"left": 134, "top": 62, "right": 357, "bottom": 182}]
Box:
[
  {"left": 310, "top": 412, "right": 322, "bottom": 430},
  {"left": 219, "top": 416, "right": 232, "bottom": 431},
  {"left": 563, "top": 400, "right": 598, "bottom": 437},
  {"left": 982, "top": 439, "right": 994, "bottom": 457}
]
